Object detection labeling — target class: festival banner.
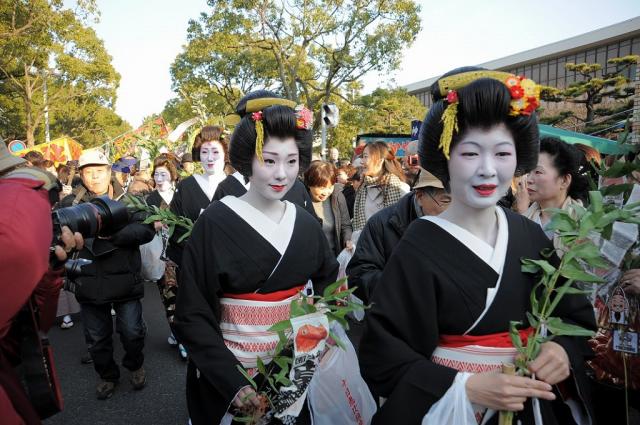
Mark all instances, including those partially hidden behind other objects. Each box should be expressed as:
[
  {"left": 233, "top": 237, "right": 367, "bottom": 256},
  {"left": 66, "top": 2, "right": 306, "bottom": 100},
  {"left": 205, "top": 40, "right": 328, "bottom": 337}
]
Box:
[{"left": 13, "top": 137, "right": 83, "bottom": 165}]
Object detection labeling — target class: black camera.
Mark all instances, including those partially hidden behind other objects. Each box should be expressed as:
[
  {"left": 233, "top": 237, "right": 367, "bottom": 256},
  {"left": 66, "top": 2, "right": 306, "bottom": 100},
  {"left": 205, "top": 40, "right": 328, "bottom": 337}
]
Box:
[
  {"left": 51, "top": 196, "right": 129, "bottom": 279},
  {"left": 407, "top": 155, "right": 419, "bottom": 166},
  {"left": 52, "top": 196, "right": 129, "bottom": 241}
]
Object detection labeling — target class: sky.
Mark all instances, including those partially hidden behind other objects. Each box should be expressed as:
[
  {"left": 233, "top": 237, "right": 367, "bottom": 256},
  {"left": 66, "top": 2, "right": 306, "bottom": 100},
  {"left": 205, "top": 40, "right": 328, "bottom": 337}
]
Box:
[{"left": 92, "top": 0, "right": 640, "bottom": 127}]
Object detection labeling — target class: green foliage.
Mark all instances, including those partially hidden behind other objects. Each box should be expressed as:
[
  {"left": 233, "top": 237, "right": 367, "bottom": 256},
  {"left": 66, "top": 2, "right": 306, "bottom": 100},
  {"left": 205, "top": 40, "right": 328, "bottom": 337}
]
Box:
[
  {"left": 122, "top": 194, "right": 194, "bottom": 242},
  {"left": 329, "top": 87, "right": 426, "bottom": 157},
  {"left": 542, "top": 56, "right": 638, "bottom": 125},
  {"left": 512, "top": 161, "right": 640, "bottom": 381},
  {"left": 170, "top": 0, "right": 421, "bottom": 115},
  {"left": 0, "top": 0, "right": 121, "bottom": 147}
]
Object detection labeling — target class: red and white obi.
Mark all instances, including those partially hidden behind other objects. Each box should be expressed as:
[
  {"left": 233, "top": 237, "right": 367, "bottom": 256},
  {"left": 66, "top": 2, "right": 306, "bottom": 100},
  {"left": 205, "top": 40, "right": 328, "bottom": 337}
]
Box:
[
  {"left": 219, "top": 286, "right": 303, "bottom": 368},
  {"left": 431, "top": 328, "right": 531, "bottom": 374}
]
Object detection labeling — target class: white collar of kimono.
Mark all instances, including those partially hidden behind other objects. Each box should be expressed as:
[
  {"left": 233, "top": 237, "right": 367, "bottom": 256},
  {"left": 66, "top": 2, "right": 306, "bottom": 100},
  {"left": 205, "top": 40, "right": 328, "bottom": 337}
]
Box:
[
  {"left": 232, "top": 171, "right": 250, "bottom": 189},
  {"left": 194, "top": 173, "right": 225, "bottom": 201},
  {"left": 421, "top": 206, "right": 508, "bottom": 274},
  {"left": 220, "top": 196, "right": 296, "bottom": 256},
  {"left": 423, "top": 207, "right": 509, "bottom": 335}
]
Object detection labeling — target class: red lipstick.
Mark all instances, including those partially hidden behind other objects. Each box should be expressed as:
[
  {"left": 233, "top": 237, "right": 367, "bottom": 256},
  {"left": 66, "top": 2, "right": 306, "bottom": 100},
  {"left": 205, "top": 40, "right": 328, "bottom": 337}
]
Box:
[
  {"left": 270, "top": 184, "right": 286, "bottom": 192},
  {"left": 474, "top": 184, "right": 497, "bottom": 196}
]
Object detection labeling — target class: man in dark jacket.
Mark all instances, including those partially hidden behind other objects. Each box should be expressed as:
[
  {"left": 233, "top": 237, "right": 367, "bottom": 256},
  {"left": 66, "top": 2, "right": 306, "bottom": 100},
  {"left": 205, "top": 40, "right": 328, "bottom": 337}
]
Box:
[
  {"left": 347, "top": 168, "right": 450, "bottom": 304},
  {"left": 58, "top": 150, "right": 155, "bottom": 400}
]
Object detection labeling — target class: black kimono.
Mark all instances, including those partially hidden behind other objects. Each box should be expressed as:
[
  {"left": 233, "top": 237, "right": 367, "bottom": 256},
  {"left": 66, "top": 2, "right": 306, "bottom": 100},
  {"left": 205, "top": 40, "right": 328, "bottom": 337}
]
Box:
[
  {"left": 167, "top": 176, "right": 212, "bottom": 266},
  {"left": 359, "top": 207, "right": 596, "bottom": 425},
  {"left": 213, "top": 173, "right": 248, "bottom": 201},
  {"left": 173, "top": 199, "right": 338, "bottom": 425}
]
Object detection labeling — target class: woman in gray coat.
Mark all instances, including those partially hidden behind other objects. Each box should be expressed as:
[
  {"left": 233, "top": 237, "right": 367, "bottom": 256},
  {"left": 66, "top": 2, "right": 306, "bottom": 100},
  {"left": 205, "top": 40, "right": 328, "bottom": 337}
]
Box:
[{"left": 304, "top": 160, "right": 353, "bottom": 256}]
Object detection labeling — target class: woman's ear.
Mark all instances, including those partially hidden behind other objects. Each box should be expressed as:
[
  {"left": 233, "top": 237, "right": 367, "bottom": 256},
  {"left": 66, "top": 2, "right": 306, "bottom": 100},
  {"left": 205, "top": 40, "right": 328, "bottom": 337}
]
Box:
[{"left": 560, "top": 173, "right": 572, "bottom": 190}]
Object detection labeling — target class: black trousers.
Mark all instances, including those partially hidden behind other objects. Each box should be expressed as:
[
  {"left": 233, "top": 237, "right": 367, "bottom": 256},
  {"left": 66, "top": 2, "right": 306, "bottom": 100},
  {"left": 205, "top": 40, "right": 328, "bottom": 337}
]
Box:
[{"left": 81, "top": 300, "right": 146, "bottom": 381}]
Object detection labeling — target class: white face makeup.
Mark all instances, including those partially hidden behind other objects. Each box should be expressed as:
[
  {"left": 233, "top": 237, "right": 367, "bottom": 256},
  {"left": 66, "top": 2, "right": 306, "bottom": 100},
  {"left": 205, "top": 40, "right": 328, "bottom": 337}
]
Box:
[
  {"left": 248, "top": 137, "right": 300, "bottom": 202},
  {"left": 199, "top": 141, "right": 225, "bottom": 176},
  {"left": 446, "top": 124, "right": 517, "bottom": 211},
  {"left": 153, "top": 166, "right": 173, "bottom": 192}
]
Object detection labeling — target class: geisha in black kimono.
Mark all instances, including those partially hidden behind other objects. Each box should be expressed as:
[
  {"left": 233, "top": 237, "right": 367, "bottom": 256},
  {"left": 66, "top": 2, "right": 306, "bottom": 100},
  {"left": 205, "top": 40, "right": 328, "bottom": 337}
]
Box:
[
  {"left": 358, "top": 68, "right": 597, "bottom": 425},
  {"left": 174, "top": 92, "right": 338, "bottom": 425},
  {"left": 167, "top": 126, "right": 228, "bottom": 267}
]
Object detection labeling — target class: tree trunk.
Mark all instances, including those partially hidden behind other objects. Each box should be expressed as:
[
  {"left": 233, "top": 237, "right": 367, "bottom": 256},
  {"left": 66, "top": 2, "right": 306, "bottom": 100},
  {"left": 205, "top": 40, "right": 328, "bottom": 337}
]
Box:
[
  {"left": 585, "top": 103, "right": 594, "bottom": 125},
  {"left": 24, "top": 64, "right": 35, "bottom": 147}
]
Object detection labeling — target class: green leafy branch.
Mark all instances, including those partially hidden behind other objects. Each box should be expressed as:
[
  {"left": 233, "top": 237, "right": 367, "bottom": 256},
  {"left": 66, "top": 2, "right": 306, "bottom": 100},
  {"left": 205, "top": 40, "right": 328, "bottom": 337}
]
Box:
[
  {"left": 122, "top": 194, "right": 194, "bottom": 242},
  {"left": 234, "top": 278, "right": 367, "bottom": 424},
  {"left": 511, "top": 190, "right": 640, "bottom": 374}
]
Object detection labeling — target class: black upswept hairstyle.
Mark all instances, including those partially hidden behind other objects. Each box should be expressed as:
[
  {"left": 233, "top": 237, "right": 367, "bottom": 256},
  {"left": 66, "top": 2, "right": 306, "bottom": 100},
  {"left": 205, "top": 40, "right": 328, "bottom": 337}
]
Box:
[
  {"left": 539, "top": 136, "right": 590, "bottom": 203},
  {"left": 418, "top": 67, "right": 540, "bottom": 190},
  {"left": 229, "top": 91, "right": 312, "bottom": 179}
]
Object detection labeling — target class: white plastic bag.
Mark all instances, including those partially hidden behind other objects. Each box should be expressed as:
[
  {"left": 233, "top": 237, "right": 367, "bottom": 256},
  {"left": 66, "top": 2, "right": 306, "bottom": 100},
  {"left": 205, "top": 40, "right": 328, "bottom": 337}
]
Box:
[
  {"left": 140, "top": 233, "right": 166, "bottom": 281},
  {"left": 336, "top": 248, "right": 365, "bottom": 321},
  {"left": 308, "top": 324, "right": 376, "bottom": 425},
  {"left": 421, "top": 372, "right": 476, "bottom": 425},
  {"left": 337, "top": 248, "right": 353, "bottom": 280}
]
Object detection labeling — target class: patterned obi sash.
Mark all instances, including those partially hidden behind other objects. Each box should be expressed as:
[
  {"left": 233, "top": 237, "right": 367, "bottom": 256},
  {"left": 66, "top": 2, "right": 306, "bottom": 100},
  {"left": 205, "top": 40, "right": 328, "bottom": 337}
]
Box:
[
  {"left": 219, "top": 286, "right": 303, "bottom": 368},
  {"left": 431, "top": 328, "right": 532, "bottom": 374}
]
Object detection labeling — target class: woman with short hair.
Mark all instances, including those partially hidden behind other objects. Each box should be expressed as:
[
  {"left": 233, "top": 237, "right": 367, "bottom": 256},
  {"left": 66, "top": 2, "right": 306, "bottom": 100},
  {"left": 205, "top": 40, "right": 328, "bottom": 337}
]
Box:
[{"left": 303, "top": 160, "right": 353, "bottom": 256}]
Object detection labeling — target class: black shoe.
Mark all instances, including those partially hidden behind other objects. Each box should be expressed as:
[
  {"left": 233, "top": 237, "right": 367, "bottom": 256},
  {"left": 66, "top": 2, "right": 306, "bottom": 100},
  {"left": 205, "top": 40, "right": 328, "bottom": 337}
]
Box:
[{"left": 81, "top": 353, "right": 93, "bottom": 364}]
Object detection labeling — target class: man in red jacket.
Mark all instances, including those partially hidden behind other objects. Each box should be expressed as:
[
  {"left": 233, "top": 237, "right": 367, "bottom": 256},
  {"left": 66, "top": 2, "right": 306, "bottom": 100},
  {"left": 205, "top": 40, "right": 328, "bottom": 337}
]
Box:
[{"left": 0, "top": 143, "right": 83, "bottom": 425}]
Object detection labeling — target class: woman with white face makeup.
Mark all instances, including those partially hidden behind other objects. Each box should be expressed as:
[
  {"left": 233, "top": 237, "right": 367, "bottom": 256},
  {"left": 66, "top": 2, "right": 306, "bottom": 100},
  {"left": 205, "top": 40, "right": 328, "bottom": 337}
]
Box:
[
  {"left": 145, "top": 156, "right": 187, "bottom": 357},
  {"left": 165, "top": 126, "right": 228, "bottom": 267},
  {"left": 359, "top": 68, "right": 596, "bottom": 425},
  {"left": 173, "top": 91, "right": 339, "bottom": 425}
]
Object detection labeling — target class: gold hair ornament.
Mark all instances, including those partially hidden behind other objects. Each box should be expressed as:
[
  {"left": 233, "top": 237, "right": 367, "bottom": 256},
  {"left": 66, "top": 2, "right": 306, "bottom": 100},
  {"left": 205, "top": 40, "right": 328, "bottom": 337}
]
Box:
[
  {"left": 251, "top": 111, "right": 265, "bottom": 163},
  {"left": 436, "top": 71, "right": 541, "bottom": 159}
]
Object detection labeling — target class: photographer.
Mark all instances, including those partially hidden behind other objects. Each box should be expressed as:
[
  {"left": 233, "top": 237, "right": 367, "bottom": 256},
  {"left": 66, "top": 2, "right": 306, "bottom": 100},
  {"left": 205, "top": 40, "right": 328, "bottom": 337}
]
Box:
[
  {"left": 0, "top": 143, "right": 83, "bottom": 425},
  {"left": 58, "top": 150, "right": 155, "bottom": 400}
]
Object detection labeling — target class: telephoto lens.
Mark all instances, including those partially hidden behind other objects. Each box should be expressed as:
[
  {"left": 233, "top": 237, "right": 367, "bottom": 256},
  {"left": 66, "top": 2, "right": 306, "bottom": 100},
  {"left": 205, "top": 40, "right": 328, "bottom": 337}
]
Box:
[{"left": 52, "top": 196, "right": 129, "bottom": 240}]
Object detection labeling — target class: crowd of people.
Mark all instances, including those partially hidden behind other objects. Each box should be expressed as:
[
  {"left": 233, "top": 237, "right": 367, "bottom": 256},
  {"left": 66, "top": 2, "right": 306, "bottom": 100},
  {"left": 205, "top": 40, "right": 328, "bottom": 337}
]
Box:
[{"left": 1, "top": 67, "right": 639, "bottom": 425}]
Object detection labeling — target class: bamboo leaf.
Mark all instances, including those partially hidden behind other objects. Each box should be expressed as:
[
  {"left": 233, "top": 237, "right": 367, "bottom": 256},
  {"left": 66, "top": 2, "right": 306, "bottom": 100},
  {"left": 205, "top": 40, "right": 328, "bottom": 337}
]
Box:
[
  {"left": 289, "top": 299, "right": 305, "bottom": 317},
  {"left": 525, "top": 312, "right": 539, "bottom": 328},
  {"left": 509, "top": 321, "right": 523, "bottom": 350},
  {"left": 559, "top": 265, "right": 605, "bottom": 283},
  {"left": 329, "top": 330, "right": 346, "bottom": 350},
  {"left": 546, "top": 317, "right": 595, "bottom": 337},
  {"left": 589, "top": 191, "right": 604, "bottom": 213},
  {"left": 322, "top": 278, "right": 347, "bottom": 299},
  {"left": 256, "top": 356, "right": 267, "bottom": 376},
  {"left": 236, "top": 365, "right": 258, "bottom": 390},
  {"left": 268, "top": 320, "right": 292, "bottom": 333},
  {"left": 545, "top": 213, "right": 577, "bottom": 233},
  {"left": 521, "top": 259, "right": 556, "bottom": 275},
  {"left": 600, "top": 183, "right": 634, "bottom": 197}
]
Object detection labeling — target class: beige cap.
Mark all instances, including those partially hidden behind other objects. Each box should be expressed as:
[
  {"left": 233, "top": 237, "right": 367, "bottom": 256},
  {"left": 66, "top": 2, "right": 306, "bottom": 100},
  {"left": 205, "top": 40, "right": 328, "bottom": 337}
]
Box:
[
  {"left": 78, "top": 149, "right": 110, "bottom": 168},
  {"left": 0, "top": 141, "right": 27, "bottom": 174},
  {"left": 413, "top": 167, "right": 444, "bottom": 190}
]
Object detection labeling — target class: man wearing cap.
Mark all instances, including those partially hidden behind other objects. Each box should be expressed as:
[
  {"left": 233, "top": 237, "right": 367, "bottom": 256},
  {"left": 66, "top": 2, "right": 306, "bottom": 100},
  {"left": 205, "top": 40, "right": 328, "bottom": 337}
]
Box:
[
  {"left": 347, "top": 168, "right": 450, "bottom": 305},
  {"left": 402, "top": 140, "right": 421, "bottom": 187},
  {"left": 58, "top": 150, "right": 155, "bottom": 400}
]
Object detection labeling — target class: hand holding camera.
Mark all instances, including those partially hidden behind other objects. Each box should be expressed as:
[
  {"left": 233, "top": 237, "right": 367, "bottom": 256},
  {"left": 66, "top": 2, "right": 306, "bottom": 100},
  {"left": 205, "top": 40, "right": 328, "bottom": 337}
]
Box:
[{"left": 52, "top": 226, "right": 84, "bottom": 264}]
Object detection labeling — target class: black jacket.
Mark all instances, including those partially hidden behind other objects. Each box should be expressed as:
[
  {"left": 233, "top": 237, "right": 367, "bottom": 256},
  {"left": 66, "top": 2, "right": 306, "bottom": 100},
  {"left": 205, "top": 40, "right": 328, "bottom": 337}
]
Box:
[
  {"left": 347, "top": 192, "right": 418, "bottom": 304},
  {"left": 58, "top": 185, "right": 155, "bottom": 304}
]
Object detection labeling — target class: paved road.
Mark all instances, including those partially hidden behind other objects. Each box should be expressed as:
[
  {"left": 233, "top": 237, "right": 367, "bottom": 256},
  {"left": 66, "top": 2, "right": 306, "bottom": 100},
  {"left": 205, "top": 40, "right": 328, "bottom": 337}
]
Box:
[{"left": 44, "top": 282, "right": 189, "bottom": 425}]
